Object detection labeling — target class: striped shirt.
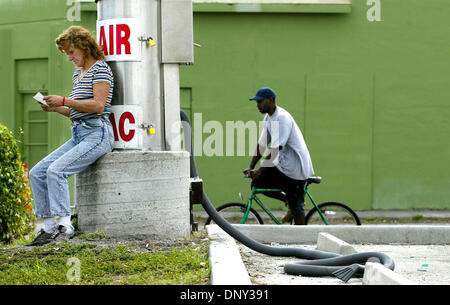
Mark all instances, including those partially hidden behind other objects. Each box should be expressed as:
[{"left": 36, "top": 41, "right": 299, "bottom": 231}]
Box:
[{"left": 69, "top": 60, "right": 114, "bottom": 120}]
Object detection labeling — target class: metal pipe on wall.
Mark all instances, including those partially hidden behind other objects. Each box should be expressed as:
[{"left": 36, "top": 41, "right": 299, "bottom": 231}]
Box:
[
  {"left": 97, "top": 0, "right": 164, "bottom": 150},
  {"left": 96, "top": 0, "right": 193, "bottom": 151},
  {"left": 76, "top": 0, "right": 193, "bottom": 239}
]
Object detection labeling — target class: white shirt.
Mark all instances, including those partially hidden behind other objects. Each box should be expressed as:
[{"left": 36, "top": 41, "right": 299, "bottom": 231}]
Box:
[{"left": 258, "top": 106, "right": 314, "bottom": 180}]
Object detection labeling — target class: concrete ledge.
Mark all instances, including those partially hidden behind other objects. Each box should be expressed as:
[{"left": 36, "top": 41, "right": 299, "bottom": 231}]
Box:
[
  {"left": 193, "top": 3, "right": 352, "bottom": 14},
  {"left": 363, "top": 262, "right": 416, "bottom": 285},
  {"left": 206, "top": 225, "right": 252, "bottom": 285},
  {"left": 315, "top": 232, "right": 416, "bottom": 284},
  {"left": 316, "top": 232, "right": 357, "bottom": 255},
  {"left": 232, "top": 224, "right": 450, "bottom": 245},
  {"left": 76, "top": 151, "right": 190, "bottom": 239}
]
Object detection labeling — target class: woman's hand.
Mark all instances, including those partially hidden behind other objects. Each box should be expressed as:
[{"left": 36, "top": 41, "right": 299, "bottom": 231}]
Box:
[
  {"left": 39, "top": 103, "right": 55, "bottom": 112},
  {"left": 44, "top": 95, "right": 64, "bottom": 107}
]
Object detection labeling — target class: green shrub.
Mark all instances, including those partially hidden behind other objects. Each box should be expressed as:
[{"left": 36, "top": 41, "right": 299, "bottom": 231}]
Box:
[{"left": 0, "top": 123, "right": 35, "bottom": 243}]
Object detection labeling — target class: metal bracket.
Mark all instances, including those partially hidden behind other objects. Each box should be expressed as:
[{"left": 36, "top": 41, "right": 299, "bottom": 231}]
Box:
[
  {"left": 139, "top": 123, "right": 156, "bottom": 135},
  {"left": 138, "top": 36, "right": 156, "bottom": 47}
]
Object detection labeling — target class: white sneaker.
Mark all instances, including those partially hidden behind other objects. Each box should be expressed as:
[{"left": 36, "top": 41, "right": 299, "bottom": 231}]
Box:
[{"left": 54, "top": 225, "right": 75, "bottom": 243}]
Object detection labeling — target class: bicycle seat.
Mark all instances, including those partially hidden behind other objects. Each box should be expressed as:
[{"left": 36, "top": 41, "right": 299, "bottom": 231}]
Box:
[{"left": 307, "top": 176, "right": 322, "bottom": 184}]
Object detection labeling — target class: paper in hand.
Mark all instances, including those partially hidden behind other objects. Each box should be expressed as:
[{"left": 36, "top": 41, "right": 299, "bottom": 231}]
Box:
[{"left": 33, "top": 92, "right": 49, "bottom": 107}]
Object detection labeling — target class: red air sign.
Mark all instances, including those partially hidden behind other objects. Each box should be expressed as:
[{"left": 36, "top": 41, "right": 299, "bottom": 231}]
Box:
[{"left": 97, "top": 18, "right": 141, "bottom": 61}]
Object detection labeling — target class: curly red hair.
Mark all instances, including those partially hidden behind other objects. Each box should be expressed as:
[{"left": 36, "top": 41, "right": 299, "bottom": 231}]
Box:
[{"left": 55, "top": 25, "right": 105, "bottom": 60}]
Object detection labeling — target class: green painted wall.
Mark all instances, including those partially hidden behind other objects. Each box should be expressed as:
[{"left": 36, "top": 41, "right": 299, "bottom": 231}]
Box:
[
  {"left": 180, "top": 0, "right": 450, "bottom": 211},
  {"left": 0, "top": 0, "right": 448, "bottom": 212},
  {"left": 0, "top": 0, "right": 98, "bottom": 205}
]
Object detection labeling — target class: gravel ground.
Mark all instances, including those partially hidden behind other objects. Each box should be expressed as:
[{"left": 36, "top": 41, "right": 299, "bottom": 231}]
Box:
[
  {"left": 353, "top": 244, "right": 450, "bottom": 285},
  {"left": 238, "top": 242, "right": 450, "bottom": 285},
  {"left": 3, "top": 229, "right": 210, "bottom": 256},
  {"left": 238, "top": 242, "right": 363, "bottom": 285}
]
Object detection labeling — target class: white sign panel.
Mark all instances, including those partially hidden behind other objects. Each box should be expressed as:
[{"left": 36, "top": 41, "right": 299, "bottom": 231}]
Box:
[
  {"left": 109, "top": 105, "right": 142, "bottom": 149},
  {"left": 97, "top": 18, "right": 141, "bottom": 61}
]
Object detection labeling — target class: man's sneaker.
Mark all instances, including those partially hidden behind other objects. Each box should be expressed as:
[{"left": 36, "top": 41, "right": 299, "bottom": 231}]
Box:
[
  {"left": 54, "top": 225, "right": 75, "bottom": 243},
  {"left": 26, "top": 228, "right": 59, "bottom": 247}
]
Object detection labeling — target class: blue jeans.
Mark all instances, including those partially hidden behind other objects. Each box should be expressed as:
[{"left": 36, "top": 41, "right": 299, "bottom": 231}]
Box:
[{"left": 30, "top": 116, "right": 114, "bottom": 219}]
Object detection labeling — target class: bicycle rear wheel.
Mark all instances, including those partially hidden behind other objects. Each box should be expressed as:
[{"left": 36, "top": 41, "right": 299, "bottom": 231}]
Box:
[
  {"left": 305, "top": 201, "right": 361, "bottom": 225},
  {"left": 204, "top": 202, "right": 264, "bottom": 226}
]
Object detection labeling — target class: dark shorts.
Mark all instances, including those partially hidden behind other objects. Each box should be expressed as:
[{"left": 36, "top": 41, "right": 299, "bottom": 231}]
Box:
[{"left": 251, "top": 166, "right": 306, "bottom": 215}]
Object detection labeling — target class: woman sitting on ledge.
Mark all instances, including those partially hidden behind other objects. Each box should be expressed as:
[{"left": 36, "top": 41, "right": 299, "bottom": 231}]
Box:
[{"left": 28, "top": 25, "right": 115, "bottom": 246}]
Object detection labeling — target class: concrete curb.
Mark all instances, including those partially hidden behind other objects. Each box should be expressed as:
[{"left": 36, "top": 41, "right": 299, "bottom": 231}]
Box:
[
  {"left": 231, "top": 224, "right": 450, "bottom": 245},
  {"left": 363, "top": 262, "right": 416, "bottom": 285},
  {"left": 316, "top": 232, "right": 357, "bottom": 255},
  {"left": 206, "top": 225, "right": 252, "bottom": 285},
  {"left": 314, "top": 232, "right": 416, "bottom": 284}
]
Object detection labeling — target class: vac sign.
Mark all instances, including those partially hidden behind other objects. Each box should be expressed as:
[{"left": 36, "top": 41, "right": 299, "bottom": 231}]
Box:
[
  {"left": 109, "top": 105, "right": 142, "bottom": 149},
  {"left": 97, "top": 18, "right": 141, "bottom": 61}
]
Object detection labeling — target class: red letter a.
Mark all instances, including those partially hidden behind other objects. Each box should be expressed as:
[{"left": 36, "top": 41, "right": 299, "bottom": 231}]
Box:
[{"left": 98, "top": 26, "right": 108, "bottom": 55}]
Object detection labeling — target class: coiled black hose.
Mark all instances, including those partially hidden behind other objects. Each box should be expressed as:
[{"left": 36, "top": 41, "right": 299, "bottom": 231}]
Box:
[{"left": 180, "top": 110, "right": 395, "bottom": 282}]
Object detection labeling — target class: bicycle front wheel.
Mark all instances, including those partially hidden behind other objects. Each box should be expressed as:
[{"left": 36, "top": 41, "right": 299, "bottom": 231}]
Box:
[
  {"left": 204, "top": 202, "right": 264, "bottom": 226},
  {"left": 305, "top": 202, "right": 361, "bottom": 225}
]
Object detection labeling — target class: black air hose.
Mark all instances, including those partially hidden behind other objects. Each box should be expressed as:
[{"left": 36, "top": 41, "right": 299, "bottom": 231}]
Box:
[{"left": 180, "top": 110, "right": 395, "bottom": 282}]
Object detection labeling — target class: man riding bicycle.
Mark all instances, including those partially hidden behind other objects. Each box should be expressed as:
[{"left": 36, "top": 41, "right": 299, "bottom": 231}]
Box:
[{"left": 243, "top": 87, "right": 314, "bottom": 225}]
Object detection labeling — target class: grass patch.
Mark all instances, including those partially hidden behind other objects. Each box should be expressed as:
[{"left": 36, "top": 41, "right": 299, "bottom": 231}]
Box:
[
  {"left": 0, "top": 231, "right": 210, "bottom": 285},
  {"left": 412, "top": 214, "right": 424, "bottom": 221},
  {"left": 360, "top": 216, "right": 450, "bottom": 224}
]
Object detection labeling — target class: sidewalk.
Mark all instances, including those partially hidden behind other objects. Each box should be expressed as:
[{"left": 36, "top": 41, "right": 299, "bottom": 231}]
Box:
[
  {"left": 195, "top": 209, "right": 450, "bottom": 224},
  {"left": 206, "top": 223, "right": 450, "bottom": 285}
]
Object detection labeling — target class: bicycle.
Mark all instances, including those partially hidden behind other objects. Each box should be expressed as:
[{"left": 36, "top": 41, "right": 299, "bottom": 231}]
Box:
[{"left": 204, "top": 176, "right": 361, "bottom": 226}]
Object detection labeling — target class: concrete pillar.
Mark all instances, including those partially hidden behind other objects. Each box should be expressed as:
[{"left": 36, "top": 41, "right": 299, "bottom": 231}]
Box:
[{"left": 76, "top": 151, "right": 190, "bottom": 239}]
